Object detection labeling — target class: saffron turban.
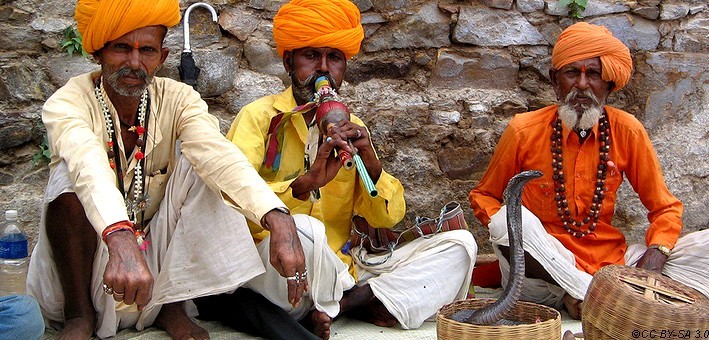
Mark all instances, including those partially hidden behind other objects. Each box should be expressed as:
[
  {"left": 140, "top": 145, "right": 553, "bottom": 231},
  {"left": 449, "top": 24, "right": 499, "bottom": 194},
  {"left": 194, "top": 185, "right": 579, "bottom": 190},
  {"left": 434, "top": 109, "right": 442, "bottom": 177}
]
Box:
[
  {"left": 273, "top": 0, "right": 365, "bottom": 60},
  {"left": 552, "top": 22, "right": 633, "bottom": 91},
  {"left": 75, "top": 0, "right": 181, "bottom": 54}
]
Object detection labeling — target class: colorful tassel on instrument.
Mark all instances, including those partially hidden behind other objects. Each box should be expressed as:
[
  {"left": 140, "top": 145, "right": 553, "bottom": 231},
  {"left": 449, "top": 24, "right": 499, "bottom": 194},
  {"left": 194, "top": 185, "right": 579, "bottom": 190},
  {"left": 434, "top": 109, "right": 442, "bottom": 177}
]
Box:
[{"left": 262, "top": 77, "right": 334, "bottom": 171}]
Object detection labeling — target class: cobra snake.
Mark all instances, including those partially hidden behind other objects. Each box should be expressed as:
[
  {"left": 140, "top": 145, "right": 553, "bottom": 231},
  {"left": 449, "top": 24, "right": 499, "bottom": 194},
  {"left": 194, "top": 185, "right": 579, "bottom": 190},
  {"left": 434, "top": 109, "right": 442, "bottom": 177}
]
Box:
[{"left": 450, "top": 170, "right": 543, "bottom": 325}]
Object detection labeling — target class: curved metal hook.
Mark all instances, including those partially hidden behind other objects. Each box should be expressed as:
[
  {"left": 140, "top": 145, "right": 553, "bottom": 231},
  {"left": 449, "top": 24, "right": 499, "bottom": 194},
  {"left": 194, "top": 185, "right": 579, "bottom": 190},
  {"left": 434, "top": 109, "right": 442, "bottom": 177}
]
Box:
[{"left": 183, "top": 2, "right": 218, "bottom": 53}]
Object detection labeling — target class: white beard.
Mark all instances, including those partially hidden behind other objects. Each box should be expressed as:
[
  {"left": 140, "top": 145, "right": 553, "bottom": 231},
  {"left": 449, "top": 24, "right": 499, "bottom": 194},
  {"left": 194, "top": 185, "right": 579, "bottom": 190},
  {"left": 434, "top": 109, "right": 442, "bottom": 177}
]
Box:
[{"left": 558, "top": 89, "right": 603, "bottom": 131}]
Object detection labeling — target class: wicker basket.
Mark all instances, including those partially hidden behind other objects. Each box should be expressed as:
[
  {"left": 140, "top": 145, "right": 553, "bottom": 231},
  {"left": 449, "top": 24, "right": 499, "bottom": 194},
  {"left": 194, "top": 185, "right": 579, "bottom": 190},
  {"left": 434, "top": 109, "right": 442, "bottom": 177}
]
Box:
[
  {"left": 437, "top": 298, "right": 562, "bottom": 340},
  {"left": 583, "top": 265, "right": 709, "bottom": 340}
]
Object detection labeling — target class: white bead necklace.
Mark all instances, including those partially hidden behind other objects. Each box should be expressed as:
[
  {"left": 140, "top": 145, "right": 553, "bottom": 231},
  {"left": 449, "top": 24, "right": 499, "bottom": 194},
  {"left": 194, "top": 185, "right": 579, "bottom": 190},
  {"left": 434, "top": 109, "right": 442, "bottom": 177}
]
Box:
[{"left": 94, "top": 78, "right": 150, "bottom": 227}]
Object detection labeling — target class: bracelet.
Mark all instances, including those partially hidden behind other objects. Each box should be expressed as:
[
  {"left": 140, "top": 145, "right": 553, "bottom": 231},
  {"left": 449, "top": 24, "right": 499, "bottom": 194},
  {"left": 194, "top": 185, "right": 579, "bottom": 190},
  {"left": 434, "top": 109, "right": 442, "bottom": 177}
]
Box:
[
  {"left": 649, "top": 244, "right": 671, "bottom": 257},
  {"left": 101, "top": 221, "right": 135, "bottom": 243}
]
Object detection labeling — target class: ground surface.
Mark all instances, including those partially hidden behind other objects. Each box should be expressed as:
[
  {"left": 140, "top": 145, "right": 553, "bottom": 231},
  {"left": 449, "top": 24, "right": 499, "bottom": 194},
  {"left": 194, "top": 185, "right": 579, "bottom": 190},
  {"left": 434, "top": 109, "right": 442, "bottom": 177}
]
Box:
[{"left": 40, "top": 287, "right": 583, "bottom": 339}]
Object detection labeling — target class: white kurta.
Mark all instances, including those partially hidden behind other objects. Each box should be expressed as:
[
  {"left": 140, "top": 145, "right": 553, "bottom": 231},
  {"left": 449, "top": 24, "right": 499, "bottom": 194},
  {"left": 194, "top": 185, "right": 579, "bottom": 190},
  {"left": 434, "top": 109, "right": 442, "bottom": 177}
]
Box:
[
  {"left": 28, "top": 71, "right": 288, "bottom": 337},
  {"left": 41, "top": 71, "right": 284, "bottom": 234}
]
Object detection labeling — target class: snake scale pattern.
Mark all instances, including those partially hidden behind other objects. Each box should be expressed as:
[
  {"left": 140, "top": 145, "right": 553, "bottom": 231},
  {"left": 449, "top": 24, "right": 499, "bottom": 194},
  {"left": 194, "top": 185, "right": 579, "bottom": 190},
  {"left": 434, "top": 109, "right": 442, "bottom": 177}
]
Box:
[{"left": 449, "top": 170, "right": 543, "bottom": 325}]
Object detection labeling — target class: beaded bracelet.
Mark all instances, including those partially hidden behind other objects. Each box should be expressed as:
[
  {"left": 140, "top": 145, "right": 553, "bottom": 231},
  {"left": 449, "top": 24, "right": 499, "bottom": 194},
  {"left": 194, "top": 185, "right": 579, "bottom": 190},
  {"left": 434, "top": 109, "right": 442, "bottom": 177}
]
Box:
[{"left": 101, "top": 221, "right": 135, "bottom": 243}]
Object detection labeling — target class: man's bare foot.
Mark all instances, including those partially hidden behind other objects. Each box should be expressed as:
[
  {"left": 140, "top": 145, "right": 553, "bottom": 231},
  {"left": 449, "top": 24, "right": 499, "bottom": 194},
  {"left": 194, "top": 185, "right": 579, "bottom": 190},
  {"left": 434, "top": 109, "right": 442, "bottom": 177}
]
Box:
[
  {"left": 351, "top": 299, "right": 398, "bottom": 327},
  {"left": 154, "top": 302, "right": 209, "bottom": 340},
  {"left": 340, "top": 284, "right": 375, "bottom": 313},
  {"left": 302, "top": 310, "right": 332, "bottom": 340},
  {"left": 58, "top": 315, "right": 95, "bottom": 340},
  {"left": 562, "top": 293, "right": 583, "bottom": 320}
]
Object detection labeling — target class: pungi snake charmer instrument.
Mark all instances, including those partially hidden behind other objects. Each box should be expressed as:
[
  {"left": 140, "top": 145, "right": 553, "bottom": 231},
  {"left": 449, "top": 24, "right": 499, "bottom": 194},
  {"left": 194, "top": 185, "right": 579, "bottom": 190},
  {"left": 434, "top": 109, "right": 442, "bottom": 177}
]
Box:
[{"left": 313, "top": 76, "right": 378, "bottom": 197}]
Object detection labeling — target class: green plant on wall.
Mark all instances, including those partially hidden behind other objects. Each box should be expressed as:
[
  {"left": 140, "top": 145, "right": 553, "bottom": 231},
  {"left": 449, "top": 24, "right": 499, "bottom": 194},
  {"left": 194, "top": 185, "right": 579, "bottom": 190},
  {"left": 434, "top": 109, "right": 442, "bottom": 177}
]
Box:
[
  {"left": 61, "top": 26, "right": 89, "bottom": 58},
  {"left": 558, "top": 0, "right": 587, "bottom": 18},
  {"left": 32, "top": 134, "right": 51, "bottom": 166}
]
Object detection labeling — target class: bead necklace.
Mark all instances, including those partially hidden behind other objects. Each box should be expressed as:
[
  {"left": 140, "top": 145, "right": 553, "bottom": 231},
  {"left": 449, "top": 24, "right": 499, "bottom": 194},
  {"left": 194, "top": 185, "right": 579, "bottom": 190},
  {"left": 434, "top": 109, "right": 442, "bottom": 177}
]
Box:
[
  {"left": 94, "top": 78, "right": 150, "bottom": 233},
  {"left": 551, "top": 114, "right": 610, "bottom": 238}
]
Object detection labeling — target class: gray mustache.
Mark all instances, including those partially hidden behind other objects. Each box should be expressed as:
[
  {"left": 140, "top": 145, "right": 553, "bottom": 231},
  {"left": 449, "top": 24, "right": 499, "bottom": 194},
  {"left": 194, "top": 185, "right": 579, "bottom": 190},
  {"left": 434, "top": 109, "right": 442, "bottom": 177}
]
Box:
[
  {"left": 565, "top": 89, "right": 600, "bottom": 106},
  {"left": 298, "top": 72, "right": 335, "bottom": 90},
  {"left": 115, "top": 67, "right": 148, "bottom": 80}
]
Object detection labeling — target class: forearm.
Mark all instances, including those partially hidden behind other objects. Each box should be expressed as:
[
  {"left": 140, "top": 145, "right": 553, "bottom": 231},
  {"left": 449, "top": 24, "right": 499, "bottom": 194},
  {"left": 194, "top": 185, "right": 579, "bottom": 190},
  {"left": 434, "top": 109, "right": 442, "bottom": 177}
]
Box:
[
  {"left": 290, "top": 173, "right": 319, "bottom": 200},
  {"left": 358, "top": 150, "right": 382, "bottom": 183},
  {"left": 354, "top": 170, "right": 405, "bottom": 228},
  {"left": 45, "top": 108, "right": 130, "bottom": 234},
  {"left": 469, "top": 188, "right": 504, "bottom": 227}
]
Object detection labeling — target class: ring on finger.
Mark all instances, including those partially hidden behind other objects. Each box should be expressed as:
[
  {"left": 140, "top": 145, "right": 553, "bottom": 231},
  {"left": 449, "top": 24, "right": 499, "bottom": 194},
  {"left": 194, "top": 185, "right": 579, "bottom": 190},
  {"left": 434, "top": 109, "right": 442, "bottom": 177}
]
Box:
[
  {"left": 113, "top": 291, "right": 125, "bottom": 300},
  {"left": 102, "top": 283, "right": 114, "bottom": 295},
  {"left": 286, "top": 270, "right": 306, "bottom": 284},
  {"left": 355, "top": 129, "right": 361, "bottom": 138}
]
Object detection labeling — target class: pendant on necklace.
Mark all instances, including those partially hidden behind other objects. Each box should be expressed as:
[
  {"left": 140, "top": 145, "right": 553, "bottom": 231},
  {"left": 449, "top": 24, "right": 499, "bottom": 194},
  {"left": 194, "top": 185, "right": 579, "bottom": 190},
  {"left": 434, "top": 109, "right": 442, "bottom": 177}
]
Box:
[{"left": 579, "top": 130, "right": 587, "bottom": 138}]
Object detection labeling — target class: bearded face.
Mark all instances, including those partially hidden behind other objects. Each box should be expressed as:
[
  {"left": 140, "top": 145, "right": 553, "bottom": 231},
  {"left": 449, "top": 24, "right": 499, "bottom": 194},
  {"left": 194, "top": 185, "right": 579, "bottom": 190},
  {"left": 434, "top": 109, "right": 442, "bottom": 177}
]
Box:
[
  {"left": 551, "top": 58, "right": 613, "bottom": 132},
  {"left": 105, "top": 67, "right": 154, "bottom": 97},
  {"left": 285, "top": 47, "right": 346, "bottom": 105},
  {"left": 94, "top": 26, "right": 168, "bottom": 98},
  {"left": 557, "top": 89, "right": 603, "bottom": 131}
]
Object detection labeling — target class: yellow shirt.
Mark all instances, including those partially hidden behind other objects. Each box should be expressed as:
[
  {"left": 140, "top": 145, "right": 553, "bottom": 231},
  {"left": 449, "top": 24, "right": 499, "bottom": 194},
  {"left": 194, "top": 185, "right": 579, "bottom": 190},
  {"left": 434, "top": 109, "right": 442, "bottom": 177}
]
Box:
[
  {"left": 42, "top": 71, "right": 285, "bottom": 235},
  {"left": 226, "top": 88, "right": 406, "bottom": 275}
]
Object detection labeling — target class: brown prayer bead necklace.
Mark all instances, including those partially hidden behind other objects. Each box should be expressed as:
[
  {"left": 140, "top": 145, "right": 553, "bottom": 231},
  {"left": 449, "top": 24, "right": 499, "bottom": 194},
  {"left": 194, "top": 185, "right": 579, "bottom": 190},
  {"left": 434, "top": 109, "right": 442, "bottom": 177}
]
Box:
[{"left": 551, "top": 114, "right": 610, "bottom": 238}]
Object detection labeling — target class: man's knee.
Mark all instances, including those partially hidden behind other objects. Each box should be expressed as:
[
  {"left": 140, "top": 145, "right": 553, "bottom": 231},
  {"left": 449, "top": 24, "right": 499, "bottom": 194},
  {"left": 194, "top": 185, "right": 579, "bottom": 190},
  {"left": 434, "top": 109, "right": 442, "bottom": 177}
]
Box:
[
  {"left": 291, "top": 214, "right": 326, "bottom": 240},
  {"left": 47, "top": 192, "right": 82, "bottom": 211},
  {"left": 45, "top": 192, "right": 96, "bottom": 248},
  {"left": 46, "top": 193, "right": 90, "bottom": 230}
]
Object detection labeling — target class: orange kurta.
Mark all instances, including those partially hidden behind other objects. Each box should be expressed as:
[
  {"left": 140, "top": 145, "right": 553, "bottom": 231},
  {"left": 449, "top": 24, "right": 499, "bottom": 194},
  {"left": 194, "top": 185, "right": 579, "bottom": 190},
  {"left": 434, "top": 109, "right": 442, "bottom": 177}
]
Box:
[{"left": 469, "top": 105, "right": 683, "bottom": 274}]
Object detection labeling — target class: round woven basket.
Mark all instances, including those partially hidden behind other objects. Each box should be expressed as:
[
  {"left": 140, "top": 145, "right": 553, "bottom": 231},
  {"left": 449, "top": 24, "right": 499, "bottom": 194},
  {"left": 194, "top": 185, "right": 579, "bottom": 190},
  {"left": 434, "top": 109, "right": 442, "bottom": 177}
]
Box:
[
  {"left": 437, "top": 298, "right": 561, "bottom": 340},
  {"left": 583, "top": 265, "right": 709, "bottom": 340}
]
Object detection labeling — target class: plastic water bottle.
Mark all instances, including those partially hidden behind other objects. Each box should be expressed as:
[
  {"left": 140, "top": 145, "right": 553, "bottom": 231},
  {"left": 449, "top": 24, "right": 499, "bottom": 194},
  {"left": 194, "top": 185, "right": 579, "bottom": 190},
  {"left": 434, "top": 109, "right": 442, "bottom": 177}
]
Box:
[{"left": 0, "top": 210, "right": 28, "bottom": 296}]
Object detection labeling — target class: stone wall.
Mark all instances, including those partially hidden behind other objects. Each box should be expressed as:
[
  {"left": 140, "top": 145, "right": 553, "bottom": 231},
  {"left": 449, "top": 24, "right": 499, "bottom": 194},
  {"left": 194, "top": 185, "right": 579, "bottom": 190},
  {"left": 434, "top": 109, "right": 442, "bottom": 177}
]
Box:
[{"left": 0, "top": 0, "right": 706, "bottom": 253}]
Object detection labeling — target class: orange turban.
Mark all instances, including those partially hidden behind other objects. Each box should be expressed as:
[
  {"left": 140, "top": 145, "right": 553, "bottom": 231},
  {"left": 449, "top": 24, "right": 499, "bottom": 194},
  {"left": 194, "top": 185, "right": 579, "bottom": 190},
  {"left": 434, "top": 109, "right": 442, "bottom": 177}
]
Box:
[
  {"left": 273, "top": 0, "right": 364, "bottom": 60},
  {"left": 75, "top": 0, "right": 181, "bottom": 54},
  {"left": 552, "top": 22, "right": 633, "bottom": 91}
]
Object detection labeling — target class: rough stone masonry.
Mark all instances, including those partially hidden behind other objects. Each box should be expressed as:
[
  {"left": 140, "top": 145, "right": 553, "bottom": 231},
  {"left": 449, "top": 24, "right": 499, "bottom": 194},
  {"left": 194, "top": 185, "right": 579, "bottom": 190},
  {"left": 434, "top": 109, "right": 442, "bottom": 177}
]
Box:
[{"left": 0, "top": 0, "right": 706, "bottom": 253}]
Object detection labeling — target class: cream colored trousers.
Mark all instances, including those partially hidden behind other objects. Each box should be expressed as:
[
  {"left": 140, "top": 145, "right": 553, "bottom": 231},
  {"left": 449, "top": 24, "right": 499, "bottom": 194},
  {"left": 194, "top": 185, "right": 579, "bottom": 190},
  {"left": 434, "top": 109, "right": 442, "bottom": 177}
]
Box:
[
  {"left": 27, "top": 156, "right": 265, "bottom": 338},
  {"left": 247, "top": 226, "right": 478, "bottom": 330},
  {"left": 488, "top": 205, "right": 709, "bottom": 309}
]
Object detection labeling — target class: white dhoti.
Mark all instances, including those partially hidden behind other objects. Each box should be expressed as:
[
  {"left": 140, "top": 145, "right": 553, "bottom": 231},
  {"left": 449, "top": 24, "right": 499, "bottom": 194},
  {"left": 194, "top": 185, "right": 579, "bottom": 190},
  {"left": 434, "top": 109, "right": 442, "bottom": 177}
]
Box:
[
  {"left": 355, "top": 230, "right": 478, "bottom": 329},
  {"left": 245, "top": 215, "right": 356, "bottom": 321},
  {"left": 247, "top": 227, "right": 477, "bottom": 330},
  {"left": 488, "top": 205, "right": 709, "bottom": 309},
  {"left": 27, "top": 156, "right": 265, "bottom": 338}
]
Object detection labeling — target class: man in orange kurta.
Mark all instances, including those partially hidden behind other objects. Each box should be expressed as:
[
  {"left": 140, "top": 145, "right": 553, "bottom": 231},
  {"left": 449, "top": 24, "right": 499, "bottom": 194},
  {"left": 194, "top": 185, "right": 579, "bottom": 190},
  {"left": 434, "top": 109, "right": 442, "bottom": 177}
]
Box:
[{"left": 469, "top": 22, "right": 708, "bottom": 319}]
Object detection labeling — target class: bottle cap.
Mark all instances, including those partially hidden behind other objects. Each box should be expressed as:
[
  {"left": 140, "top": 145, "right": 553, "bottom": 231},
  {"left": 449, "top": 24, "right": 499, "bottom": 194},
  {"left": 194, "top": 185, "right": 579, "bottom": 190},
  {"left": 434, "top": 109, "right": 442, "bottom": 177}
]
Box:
[{"left": 5, "top": 210, "right": 18, "bottom": 220}]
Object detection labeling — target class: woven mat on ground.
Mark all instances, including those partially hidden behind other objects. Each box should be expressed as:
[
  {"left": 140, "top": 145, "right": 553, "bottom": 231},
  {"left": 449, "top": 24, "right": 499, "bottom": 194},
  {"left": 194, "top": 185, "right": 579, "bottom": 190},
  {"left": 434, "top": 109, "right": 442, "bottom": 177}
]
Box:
[{"left": 41, "top": 287, "right": 582, "bottom": 339}]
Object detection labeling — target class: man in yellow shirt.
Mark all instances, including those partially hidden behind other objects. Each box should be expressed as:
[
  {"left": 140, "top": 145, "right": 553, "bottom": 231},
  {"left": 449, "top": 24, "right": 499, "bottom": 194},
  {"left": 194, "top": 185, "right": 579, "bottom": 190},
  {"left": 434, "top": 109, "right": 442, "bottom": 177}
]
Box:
[
  {"left": 203, "top": 0, "right": 478, "bottom": 339},
  {"left": 26, "top": 0, "right": 304, "bottom": 338}
]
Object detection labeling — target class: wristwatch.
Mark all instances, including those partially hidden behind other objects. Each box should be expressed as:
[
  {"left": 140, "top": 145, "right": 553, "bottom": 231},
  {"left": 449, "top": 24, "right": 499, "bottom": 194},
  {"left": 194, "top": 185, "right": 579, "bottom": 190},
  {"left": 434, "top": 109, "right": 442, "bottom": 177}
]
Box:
[{"left": 649, "top": 244, "right": 671, "bottom": 257}]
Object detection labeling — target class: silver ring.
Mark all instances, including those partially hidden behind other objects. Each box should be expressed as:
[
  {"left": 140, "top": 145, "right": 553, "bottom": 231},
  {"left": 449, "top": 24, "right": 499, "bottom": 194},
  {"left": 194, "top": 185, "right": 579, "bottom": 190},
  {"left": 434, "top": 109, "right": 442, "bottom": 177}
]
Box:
[
  {"left": 113, "top": 291, "right": 125, "bottom": 300},
  {"left": 355, "top": 130, "right": 361, "bottom": 138},
  {"left": 285, "top": 269, "right": 308, "bottom": 284},
  {"left": 102, "top": 283, "right": 114, "bottom": 295},
  {"left": 286, "top": 273, "right": 300, "bottom": 284},
  {"left": 326, "top": 136, "right": 333, "bottom": 143}
]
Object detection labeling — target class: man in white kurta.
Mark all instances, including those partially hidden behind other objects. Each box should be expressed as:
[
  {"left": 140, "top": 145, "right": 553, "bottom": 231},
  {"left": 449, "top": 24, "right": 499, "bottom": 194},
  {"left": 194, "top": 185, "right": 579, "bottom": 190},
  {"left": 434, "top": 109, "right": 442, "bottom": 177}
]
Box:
[{"left": 26, "top": 0, "right": 308, "bottom": 338}]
